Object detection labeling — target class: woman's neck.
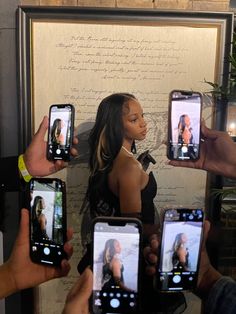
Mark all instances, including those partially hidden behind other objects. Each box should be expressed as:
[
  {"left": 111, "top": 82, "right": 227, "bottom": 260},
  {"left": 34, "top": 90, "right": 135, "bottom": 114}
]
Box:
[{"left": 121, "top": 145, "right": 133, "bottom": 156}]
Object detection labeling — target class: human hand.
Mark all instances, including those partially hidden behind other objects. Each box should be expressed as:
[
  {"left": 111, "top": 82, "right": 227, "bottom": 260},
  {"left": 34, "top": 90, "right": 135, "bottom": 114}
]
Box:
[
  {"left": 143, "top": 221, "right": 222, "bottom": 300},
  {"left": 4, "top": 208, "right": 73, "bottom": 295},
  {"left": 143, "top": 233, "right": 159, "bottom": 276},
  {"left": 169, "top": 124, "right": 236, "bottom": 179},
  {"left": 23, "top": 116, "right": 79, "bottom": 177},
  {"left": 62, "top": 267, "right": 93, "bottom": 314},
  {"left": 196, "top": 220, "right": 222, "bottom": 299}
]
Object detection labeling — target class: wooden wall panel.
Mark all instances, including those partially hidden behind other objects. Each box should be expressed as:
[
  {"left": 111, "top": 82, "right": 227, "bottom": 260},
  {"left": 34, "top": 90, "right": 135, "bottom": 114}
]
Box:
[
  {"left": 77, "top": 0, "right": 115, "bottom": 7},
  {"left": 19, "top": 0, "right": 231, "bottom": 11},
  {"left": 117, "top": 0, "right": 154, "bottom": 8},
  {"left": 40, "top": 0, "right": 77, "bottom": 5}
]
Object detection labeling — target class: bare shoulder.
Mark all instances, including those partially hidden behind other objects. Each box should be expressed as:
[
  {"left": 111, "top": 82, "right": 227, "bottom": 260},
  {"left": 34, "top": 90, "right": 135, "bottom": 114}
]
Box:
[
  {"left": 111, "top": 257, "right": 122, "bottom": 268},
  {"left": 117, "top": 155, "right": 142, "bottom": 178}
]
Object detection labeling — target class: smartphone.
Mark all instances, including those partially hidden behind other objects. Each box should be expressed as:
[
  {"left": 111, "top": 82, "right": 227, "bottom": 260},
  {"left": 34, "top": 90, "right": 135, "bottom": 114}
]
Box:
[
  {"left": 167, "top": 90, "right": 202, "bottom": 160},
  {"left": 156, "top": 208, "right": 204, "bottom": 292},
  {"left": 47, "top": 104, "right": 75, "bottom": 161},
  {"left": 91, "top": 217, "right": 142, "bottom": 314},
  {"left": 29, "top": 178, "right": 67, "bottom": 266}
]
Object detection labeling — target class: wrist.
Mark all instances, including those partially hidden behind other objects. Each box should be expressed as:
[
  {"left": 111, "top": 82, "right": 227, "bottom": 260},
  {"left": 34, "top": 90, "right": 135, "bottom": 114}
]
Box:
[
  {"left": 0, "top": 262, "right": 18, "bottom": 299},
  {"left": 18, "top": 154, "right": 32, "bottom": 182}
]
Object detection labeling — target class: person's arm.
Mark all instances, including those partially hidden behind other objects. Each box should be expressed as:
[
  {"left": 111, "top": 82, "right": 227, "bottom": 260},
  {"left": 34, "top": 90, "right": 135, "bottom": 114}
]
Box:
[
  {"left": 118, "top": 161, "right": 142, "bottom": 215},
  {"left": 0, "top": 116, "right": 78, "bottom": 192},
  {"left": 62, "top": 267, "right": 92, "bottom": 314},
  {"left": 204, "top": 276, "right": 236, "bottom": 314},
  {"left": 0, "top": 208, "right": 73, "bottom": 299},
  {"left": 38, "top": 214, "right": 46, "bottom": 230},
  {"left": 169, "top": 124, "right": 236, "bottom": 179},
  {"left": 111, "top": 258, "right": 133, "bottom": 292},
  {"left": 177, "top": 247, "right": 187, "bottom": 266}
]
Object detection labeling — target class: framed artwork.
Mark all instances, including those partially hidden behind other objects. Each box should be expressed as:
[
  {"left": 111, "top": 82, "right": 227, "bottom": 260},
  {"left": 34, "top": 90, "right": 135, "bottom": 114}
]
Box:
[{"left": 17, "top": 6, "right": 233, "bottom": 313}]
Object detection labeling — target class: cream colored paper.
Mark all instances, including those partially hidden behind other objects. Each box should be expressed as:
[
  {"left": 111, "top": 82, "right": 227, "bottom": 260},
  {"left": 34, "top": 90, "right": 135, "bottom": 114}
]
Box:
[{"left": 31, "top": 21, "right": 219, "bottom": 313}]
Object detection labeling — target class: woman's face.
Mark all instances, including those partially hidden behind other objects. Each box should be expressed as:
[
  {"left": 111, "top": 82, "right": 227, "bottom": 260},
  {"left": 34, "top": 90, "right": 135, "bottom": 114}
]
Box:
[
  {"left": 184, "top": 115, "right": 190, "bottom": 127},
  {"left": 181, "top": 233, "right": 188, "bottom": 243},
  {"left": 114, "top": 240, "right": 122, "bottom": 254},
  {"left": 122, "top": 99, "right": 147, "bottom": 142},
  {"left": 40, "top": 198, "right": 46, "bottom": 209}
]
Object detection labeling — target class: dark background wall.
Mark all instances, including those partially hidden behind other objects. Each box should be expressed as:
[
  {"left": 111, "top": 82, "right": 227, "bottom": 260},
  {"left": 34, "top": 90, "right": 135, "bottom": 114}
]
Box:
[{"left": 0, "top": 1, "right": 23, "bottom": 313}]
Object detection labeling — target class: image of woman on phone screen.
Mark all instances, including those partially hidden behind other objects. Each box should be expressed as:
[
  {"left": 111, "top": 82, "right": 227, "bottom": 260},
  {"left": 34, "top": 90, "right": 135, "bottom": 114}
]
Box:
[
  {"left": 101, "top": 239, "right": 133, "bottom": 292},
  {"left": 177, "top": 114, "right": 193, "bottom": 145},
  {"left": 31, "top": 195, "right": 49, "bottom": 241},
  {"left": 172, "top": 233, "right": 189, "bottom": 271},
  {"left": 50, "top": 118, "right": 65, "bottom": 146}
]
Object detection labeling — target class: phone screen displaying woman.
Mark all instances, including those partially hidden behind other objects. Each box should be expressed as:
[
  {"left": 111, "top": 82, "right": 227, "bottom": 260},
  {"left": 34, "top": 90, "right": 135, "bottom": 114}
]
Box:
[{"left": 91, "top": 218, "right": 142, "bottom": 314}]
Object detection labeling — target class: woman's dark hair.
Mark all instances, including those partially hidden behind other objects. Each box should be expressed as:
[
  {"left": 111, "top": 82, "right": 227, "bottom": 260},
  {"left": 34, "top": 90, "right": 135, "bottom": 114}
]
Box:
[
  {"left": 87, "top": 93, "right": 137, "bottom": 215},
  {"left": 178, "top": 114, "right": 188, "bottom": 133},
  {"left": 31, "top": 196, "right": 44, "bottom": 221},
  {"left": 50, "top": 118, "right": 62, "bottom": 143},
  {"left": 103, "top": 239, "right": 118, "bottom": 264},
  {"left": 172, "top": 233, "right": 185, "bottom": 252}
]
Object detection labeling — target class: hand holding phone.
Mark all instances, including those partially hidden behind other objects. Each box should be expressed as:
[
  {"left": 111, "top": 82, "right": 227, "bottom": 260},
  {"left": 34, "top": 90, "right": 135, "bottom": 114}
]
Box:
[
  {"left": 156, "top": 208, "right": 204, "bottom": 292},
  {"left": 91, "top": 217, "right": 142, "bottom": 314},
  {"left": 167, "top": 90, "right": 202, "bottom": 161},
  {"left": 47, "top": 104, "right": 75, "bottom": 161},
  {"left": 29, "top": 178, "right": 67, "bottom": 266}
]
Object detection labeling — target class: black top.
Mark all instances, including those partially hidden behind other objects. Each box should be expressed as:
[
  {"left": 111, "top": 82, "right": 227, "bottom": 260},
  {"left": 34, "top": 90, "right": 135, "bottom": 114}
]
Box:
[
  {"left": 78, "top": 172, "right": 157, "bottom": 274},
  {"left": 0, "top": 156, "right": 23, "bottom": 231},
  {"left": 0, "top": 156, "right": 21, "bottom": 192},
  {"left": 102, "top": 262, "right": 124, "bottom": 291}
]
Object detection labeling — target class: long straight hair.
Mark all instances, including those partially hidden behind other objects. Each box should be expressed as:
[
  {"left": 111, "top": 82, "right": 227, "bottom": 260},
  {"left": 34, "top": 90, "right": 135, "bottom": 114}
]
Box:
[{"left": 87, "top": 93, "right": 136, "bottom": 215}]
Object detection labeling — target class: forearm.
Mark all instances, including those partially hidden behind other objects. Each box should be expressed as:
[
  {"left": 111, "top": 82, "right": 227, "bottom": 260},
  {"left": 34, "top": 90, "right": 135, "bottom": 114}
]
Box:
[
  {"left": 204, "top": 276, "right": 236, "bottom": 314},
  {"left": 113, "top": 277, "right": 132, "bottom": 292},
  {"left": 196, "top": 265, "right": 222, "bottom": 300},
  {"left": 0, "top": 262, "right": 17, "bottom": 299}
]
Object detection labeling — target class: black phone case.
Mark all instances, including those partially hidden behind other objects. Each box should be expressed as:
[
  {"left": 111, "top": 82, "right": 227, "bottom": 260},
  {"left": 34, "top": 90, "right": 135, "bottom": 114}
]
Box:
[
  {"left": 167, "top": 90, "right": 202, "bottom": 161},
  {"left": 29, "top": 178, "right": 67, "bottom": 266},
  {"left": 47, "top": 104, "right": 75, "bottom": 162},
  {"left": 90, "top": 217, "right": 142, "bottom": 314}
]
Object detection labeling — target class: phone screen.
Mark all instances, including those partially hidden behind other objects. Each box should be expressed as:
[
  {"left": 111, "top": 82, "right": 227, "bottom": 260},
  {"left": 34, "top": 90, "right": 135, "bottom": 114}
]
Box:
[
  {"left": 47, "top": 104, "right": 75, "bottom": 161},
  {"left": 29, "top": 178, "right": 67, "bottom": 266},
  {"left": 167, "top": 90, "right": 202, "bottom": 160},
  {"left": 91, "top": 218, "right": 142, "bottom": 314},
  {"left": 156, "top": 208, "right": 204, "bottom": 292}
]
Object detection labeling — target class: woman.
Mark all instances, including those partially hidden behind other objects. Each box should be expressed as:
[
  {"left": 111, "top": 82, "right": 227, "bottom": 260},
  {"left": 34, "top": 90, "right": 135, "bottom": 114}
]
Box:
[
  {"left": 50, "top": 118, "right": 65, "bottom": 145},
  {"left": 177, "top": 114, "right": 193, "bottom": 145},
  {"left": 79, "top": 93, "right": 157, "bottom": 267},
  {"left": 101, "top": 239, "right": 132, "bottom": 292},
  {"left": 31, "top": 195, "right": 49, "bottom": 241},
  {"left": 79, "top": 93, "right": 184, "bottom": 313},
  {"left": 86, "top": 93, "right": 157, "bottom": 226},
  {"left": 172, "top": 233, "right": 189, "bottom": 271}
]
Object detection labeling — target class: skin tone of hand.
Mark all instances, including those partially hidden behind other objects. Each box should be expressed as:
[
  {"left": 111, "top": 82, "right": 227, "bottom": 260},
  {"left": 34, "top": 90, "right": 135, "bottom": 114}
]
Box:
[
  {"left": 62, "top": 267, "right": 93, "bottom": 314},
  {"left": 143, "top": 221, "right": 222, "bottom": 299},
  {"left": 23, "top": 116, "right": 78, "bottom": 177},
  {"left": 169, "top": 124, "right": 236, "bottom": 179},
  {"left": 0, "top": 208, "right": 73, "bottom": 299},
  {"left": 195, "top": 220, "right": 222, "bottom": 299}
]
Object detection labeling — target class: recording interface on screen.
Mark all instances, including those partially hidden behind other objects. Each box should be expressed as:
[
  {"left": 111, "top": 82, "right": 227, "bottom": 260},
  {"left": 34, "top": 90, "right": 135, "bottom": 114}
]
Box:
[{"left": 92, "top": 221, "right": 140, "bottom": 313}]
